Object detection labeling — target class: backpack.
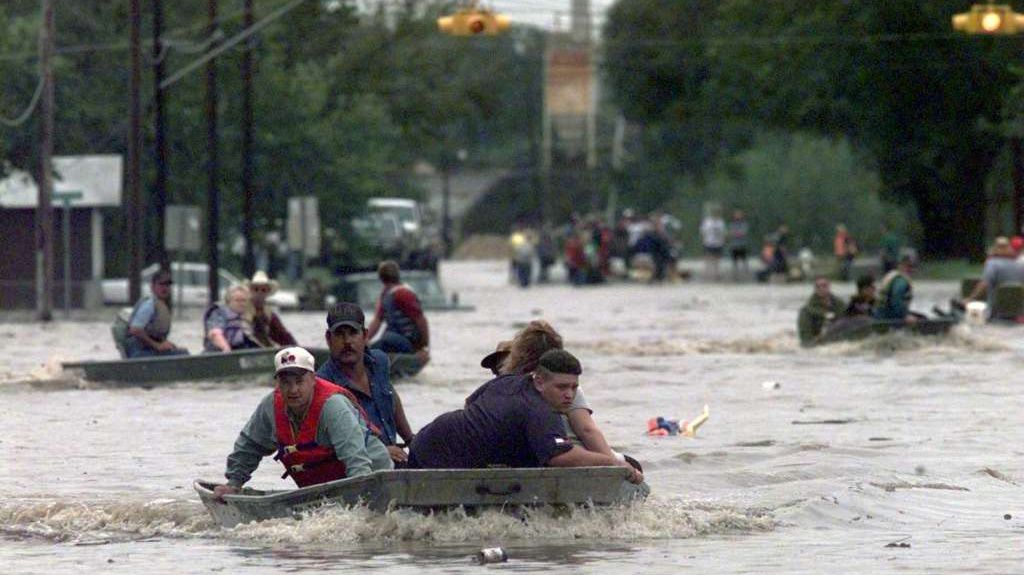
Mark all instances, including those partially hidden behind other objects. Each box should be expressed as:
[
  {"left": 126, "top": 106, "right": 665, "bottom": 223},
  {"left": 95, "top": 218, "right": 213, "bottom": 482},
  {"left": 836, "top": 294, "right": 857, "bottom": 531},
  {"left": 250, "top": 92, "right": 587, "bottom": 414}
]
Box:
[{"left": 110, "top": 306, "right": 135, "bottom": 358}]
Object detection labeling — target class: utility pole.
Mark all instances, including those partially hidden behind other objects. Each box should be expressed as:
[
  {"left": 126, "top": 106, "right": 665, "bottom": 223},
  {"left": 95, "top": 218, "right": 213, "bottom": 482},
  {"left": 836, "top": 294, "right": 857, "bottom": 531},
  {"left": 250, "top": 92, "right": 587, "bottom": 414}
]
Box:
[
  {"left": 206, "top": 0, "right": 221, "bottom": 305},
  {"left": 153, "top": 0, "right": 169, "bottom": 269},
  {"left": 540, "top": 35, "right": 552, "bottom": 228},
  {"left": 35, "top": 0, "right": 55, "bottom": 322},
  {"left": 1011, "top": 138, "right": 1024, "bottom": 235},
  {"left": 127, "top": 0, "right": 144, "bottom": 304},
  {"left": 241, "top": 0, "right": 256, "bottom": 277}
]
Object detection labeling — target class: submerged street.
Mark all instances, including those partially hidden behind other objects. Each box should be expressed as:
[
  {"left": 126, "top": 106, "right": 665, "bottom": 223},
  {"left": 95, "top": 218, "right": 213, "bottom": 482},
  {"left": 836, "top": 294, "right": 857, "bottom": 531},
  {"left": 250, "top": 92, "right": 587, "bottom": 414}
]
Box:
[{"left": 2, "top": 260, "right": 1022, "bottom": 573}]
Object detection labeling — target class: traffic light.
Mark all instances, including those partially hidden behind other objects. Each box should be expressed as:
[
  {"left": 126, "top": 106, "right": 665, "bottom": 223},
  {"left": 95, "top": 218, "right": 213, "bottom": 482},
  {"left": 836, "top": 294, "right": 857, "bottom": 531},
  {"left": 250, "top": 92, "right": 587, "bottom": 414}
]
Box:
[
  {"left": 437, "top": 9, "right": 510, "bottom": 36},
  {"left": 952, "top": 3, "right": 1024, "bottom": 34}
]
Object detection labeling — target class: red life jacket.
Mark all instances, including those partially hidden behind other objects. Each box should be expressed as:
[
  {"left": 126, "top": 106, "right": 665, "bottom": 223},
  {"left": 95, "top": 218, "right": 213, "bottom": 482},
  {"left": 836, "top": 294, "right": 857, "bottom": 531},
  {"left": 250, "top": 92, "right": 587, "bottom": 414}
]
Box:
[{"left": 273, "top": 376, "right": 381, "bottom": 488}]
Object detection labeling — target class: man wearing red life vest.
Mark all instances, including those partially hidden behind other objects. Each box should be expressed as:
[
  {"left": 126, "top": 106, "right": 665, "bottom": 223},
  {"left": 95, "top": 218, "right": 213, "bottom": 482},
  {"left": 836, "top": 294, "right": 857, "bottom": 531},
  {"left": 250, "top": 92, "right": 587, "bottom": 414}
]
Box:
[{"left": 212, "top": 347, "right": 392, "bottom": 500}]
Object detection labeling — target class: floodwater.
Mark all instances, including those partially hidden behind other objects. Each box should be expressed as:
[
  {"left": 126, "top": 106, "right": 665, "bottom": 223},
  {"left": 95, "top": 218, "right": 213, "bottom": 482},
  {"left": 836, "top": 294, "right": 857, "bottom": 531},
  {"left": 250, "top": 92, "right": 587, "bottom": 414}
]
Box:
[{"left": 2, "top": 260, "right": 1023, "bottom": 574}]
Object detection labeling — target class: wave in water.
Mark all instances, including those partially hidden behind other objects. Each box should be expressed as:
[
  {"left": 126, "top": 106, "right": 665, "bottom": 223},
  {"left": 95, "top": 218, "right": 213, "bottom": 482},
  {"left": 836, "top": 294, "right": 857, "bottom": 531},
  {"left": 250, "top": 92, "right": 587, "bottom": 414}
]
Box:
[
  {"left": 0, "top": 495, "right": 774, "bottom": 545},
  {"left": 575, "top": 335, "right": 796, "bottom": 357},
  {"left": 814, "top": 324, "right": 1008, "bottom": 356}
]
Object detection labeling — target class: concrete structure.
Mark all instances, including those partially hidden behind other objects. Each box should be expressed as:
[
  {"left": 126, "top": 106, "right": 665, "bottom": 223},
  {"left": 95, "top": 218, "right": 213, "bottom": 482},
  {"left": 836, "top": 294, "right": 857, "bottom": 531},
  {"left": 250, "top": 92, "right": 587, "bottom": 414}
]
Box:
[{"left": 0, "top": 155, "right": 123, "bottom": 309}]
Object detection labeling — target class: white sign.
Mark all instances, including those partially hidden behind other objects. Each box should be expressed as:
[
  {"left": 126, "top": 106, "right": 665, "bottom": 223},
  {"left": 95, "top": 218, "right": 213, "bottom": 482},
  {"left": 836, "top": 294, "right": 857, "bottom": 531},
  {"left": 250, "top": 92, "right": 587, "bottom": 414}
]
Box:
[
  {"left": 287, "top": 196, "right": 321, "bottom": 257},
  {"left": 166, "top": 204, "right": 202, "bottom": 252}
]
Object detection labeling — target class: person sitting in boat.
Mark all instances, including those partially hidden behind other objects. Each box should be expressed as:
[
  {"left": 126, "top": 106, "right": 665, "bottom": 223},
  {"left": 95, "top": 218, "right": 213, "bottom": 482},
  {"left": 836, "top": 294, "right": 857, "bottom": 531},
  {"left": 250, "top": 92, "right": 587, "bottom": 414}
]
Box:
[
  {"left": 317, "top": 302, "right": 416, "bottom": 466},
  {"left": 245, "top": 270, "right": 297, "bottom": 348},
  {"left": 212, "top": 347, "right": 392, "bottom": 501},
  {"left": 366, "top": 260, "right": 430, "bottom": 363},
  {"left": 124, "top": 269, "right": 188, "bottom": 358},
  {"left": 409, "top": 349, "right": 642, "bottom": 483},
  {"left": 480, "top": 340, "right": 512, "bottom": 376},
  {"left": 204, "top": 285, "right": 262, "bottom": 352},
  {"left": 844, "top": 274, "right": 877, "bottom": 317},
  {"left": 874, "top": 255, "right": 922, "bottom": 324},
  {"left": 797, "top": 276, "right": 846, "bottom": 345},
  {"left": 960, "top": 237, "right": 1024, "bottom": 319}
]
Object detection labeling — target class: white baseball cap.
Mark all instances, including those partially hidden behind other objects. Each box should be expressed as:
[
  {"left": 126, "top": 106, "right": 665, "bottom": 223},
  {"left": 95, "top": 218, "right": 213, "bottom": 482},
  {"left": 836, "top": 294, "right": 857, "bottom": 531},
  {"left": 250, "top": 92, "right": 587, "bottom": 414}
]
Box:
[{"left": 274, "top": 347, "right": 316, "bottom": 375}]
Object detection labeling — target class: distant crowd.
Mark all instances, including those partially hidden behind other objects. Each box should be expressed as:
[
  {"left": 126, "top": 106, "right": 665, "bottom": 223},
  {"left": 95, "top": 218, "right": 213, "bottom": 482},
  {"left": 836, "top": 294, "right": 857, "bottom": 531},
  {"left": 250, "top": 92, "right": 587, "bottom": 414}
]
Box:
[{"left": 504, "top": 207, "right": 916, "bottom": 288}]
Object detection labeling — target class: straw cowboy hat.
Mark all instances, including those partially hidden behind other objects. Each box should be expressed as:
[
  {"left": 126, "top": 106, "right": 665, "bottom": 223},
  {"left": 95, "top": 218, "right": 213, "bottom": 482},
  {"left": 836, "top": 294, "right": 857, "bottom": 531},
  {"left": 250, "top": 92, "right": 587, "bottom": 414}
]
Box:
[{"left": 244, "top": 270, "right": 279, "bottom": 295}]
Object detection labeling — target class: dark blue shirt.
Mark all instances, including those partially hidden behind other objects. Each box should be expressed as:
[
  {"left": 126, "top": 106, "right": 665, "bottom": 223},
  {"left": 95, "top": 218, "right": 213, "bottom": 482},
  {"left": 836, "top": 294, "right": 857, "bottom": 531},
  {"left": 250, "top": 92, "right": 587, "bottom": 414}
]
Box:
[
  {"left": 317, "top": 350, "right": 397, "bottom": 444},
  {"left": 408, "top": 374, "right": 572, "bottom": 469}
]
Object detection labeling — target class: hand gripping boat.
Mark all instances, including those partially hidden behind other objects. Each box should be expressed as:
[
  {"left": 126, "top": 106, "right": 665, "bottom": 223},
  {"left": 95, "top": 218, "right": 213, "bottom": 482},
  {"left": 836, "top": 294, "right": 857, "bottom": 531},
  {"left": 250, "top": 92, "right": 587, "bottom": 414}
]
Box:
[{"left": 194, "top": 467, "right": 650, "bottom": 527}]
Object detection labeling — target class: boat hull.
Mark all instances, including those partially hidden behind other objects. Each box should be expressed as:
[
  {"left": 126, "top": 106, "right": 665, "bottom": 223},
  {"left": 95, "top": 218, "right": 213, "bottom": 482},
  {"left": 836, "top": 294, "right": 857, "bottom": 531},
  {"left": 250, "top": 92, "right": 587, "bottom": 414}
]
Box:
[
  {"left": 813, "top": 316, "right": 958, "bottom": 346},
  {"left": 63, "top": 348, "right": 422, "bottom": 385},
  {"left": 194, "top": 467, "right": 649, "bottom": 527}
]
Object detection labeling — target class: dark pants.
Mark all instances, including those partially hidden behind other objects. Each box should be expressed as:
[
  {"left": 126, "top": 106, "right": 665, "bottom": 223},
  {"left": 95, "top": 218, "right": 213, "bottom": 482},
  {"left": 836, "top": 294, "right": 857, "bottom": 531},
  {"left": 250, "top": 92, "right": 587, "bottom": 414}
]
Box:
[
  {"left": 372, "top": 330, "right": 415, "bottom": 354},
  {"left": 124, "top": 337, "right": 188, "bottom": 359},
  {"left": 514, "top": 261, "right": 532, "bottom": 288}
]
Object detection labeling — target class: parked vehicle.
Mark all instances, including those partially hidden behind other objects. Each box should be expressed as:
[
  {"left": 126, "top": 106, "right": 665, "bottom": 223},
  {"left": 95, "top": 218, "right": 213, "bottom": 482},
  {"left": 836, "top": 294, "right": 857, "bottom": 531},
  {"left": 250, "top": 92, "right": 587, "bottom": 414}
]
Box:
[
  {"left": 332, "top": 270, "right": 473, "bottom": 312},
  {"left": 101, "top": 263, "right": 300, "bottom": 309}
]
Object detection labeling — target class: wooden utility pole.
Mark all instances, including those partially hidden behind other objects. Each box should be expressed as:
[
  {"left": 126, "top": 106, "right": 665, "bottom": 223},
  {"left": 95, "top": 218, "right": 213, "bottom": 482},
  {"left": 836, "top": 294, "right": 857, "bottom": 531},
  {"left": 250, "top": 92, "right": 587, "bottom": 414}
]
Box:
[
  {"left": 153, "top": 0, "right": 169, "bottom": 269},
  {"left": 35, "top": 0, "right": 55, "bottom": 322},
  {"left": 127, "top": 0, "right": 144, "bottom": 304},
  {"left": 1011, "top": 138, "right": 1024, "bottom": 236},
  {"left": 206, "top": 0, "right": 221, "bottom": 305},
  {"left": 241, "top": 0, "right": 256, "bottom": 277}
]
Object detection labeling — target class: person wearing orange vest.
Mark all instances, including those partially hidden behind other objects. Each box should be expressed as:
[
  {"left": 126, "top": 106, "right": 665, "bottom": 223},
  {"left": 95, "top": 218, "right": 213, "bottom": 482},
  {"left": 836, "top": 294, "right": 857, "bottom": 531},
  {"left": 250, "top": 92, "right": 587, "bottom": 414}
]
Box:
[{"left": 212, "top": 347, "right": 392, "bottom": 500}]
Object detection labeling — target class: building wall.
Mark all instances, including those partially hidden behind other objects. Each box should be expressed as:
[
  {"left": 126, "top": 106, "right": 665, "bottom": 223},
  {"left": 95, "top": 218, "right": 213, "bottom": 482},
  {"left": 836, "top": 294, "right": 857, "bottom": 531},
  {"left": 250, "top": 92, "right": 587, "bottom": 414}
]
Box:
[{"left": 0, "top": 208, "right": 95, "bottom": 309}]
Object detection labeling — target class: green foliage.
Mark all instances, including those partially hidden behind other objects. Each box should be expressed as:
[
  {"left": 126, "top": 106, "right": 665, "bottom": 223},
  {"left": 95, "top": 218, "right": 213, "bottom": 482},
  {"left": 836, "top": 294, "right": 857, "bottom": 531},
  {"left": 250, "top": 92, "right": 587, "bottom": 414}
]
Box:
[
  {"left": 0, "top": 0, "right": 542, "bottom": 272},
  {"left": 602, "top": 0, "right": 1024, "bottom": 259},
  {"left": 665, "top": 131, "right": 918, "bottom": 255}
]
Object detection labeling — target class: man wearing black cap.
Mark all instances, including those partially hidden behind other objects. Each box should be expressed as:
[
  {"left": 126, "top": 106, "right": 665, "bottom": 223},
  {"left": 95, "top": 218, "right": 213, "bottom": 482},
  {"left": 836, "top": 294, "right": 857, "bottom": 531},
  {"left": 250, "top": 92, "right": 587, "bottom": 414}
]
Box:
[
  {"left": 409, "top": 349, "right": 643, "bottom": 484},
  {"left": 317, "top": 302, "right": 415, "bottom": 464}
]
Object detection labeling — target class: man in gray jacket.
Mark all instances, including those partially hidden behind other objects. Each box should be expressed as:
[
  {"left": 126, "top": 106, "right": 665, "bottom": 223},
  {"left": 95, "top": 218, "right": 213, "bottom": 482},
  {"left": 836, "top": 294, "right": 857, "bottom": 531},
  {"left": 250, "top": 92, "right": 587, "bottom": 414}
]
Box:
[{"left": 212, "top": 347, "right": 392, "bottom": 500}]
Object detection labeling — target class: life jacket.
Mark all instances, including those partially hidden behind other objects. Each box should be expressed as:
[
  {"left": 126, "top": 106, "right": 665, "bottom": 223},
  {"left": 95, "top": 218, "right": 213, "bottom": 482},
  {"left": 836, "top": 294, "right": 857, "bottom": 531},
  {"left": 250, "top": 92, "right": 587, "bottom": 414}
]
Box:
[
  {"left": 273, "top": 377, "right": 381, "bottom": 488},
  {"left": 116, "top": 297, "right": 172, "bottom": 357},
  {"left": 381, "top": 285, "right": 422, "bottom": 346},
  {"left": 203, "top": 304, "right": 257, "bottom": 351},
  {"left": 876, "top": 269, "right": 912, "bottom": 313}
]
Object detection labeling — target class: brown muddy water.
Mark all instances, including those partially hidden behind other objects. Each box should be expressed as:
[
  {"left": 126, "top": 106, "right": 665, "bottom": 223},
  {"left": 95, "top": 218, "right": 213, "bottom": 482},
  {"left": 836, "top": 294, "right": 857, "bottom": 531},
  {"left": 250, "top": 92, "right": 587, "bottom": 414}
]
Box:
[{"left": 1, "top": 260, "right": 1022, "bottom": 574}]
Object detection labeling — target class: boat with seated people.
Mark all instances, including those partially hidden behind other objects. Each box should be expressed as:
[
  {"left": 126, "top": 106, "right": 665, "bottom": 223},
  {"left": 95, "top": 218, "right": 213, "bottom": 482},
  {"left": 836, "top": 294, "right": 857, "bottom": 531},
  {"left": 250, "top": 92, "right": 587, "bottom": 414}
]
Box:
[
  {"left": 194, "top": 467, "right": 650, "bottom": 527},
  {"left": 62, "top": 348, "right": 423, "bottom": 385},
  {"left": 811, "top": 315, "right": 958, "bottom": 346}
]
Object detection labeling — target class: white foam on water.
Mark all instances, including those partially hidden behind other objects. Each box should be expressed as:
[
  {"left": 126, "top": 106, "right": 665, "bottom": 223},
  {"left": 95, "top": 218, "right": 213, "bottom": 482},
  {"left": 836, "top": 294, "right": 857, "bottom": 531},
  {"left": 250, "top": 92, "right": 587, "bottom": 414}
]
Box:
[
  {"left": 0, "top": 498, "right": 214, "bottom": 543},
  {"left": 226, "top": 496, "right": 775, "bottom": 544}
]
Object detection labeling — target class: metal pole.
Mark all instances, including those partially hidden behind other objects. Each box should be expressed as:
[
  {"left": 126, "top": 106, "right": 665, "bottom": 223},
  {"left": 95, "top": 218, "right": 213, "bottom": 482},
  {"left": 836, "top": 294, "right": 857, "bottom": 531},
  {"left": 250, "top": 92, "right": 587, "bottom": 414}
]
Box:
[
  {"left": 36, "top": 0, "right": 55, "bottom": 322},
  {"left": 442, "top": 164, "right": 452, "bottom": 257},
  {"left": 62, "top": 200, "right": 71, "bottom": 317},
  {"left": 128, "top": 0, "right": 143, "bottom": 304},
  {"left": 540, "top": 34, "right": 552, "bottom": 227},
  {"left": 206, "top": 0, "right": 221, "bottom": 305},
  {"left": 1012, "top": 137, "right": 1024, "bottom": 236},
  {"left": 241, "top": 0, "right": 256, "bottom": 277},
  {"left": 153, "top": 0, "right": 169, "bottom": 268}
]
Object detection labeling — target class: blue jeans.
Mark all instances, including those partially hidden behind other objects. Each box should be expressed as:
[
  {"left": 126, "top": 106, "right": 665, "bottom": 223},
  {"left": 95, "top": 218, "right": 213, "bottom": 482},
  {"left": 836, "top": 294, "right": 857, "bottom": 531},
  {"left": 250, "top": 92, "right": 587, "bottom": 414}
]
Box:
[
  {"left": 371, "top": 330, "right": 415, "bottom": 354},
  {"left": 124, "top": 337, "right": 189, "bottom": 359}
]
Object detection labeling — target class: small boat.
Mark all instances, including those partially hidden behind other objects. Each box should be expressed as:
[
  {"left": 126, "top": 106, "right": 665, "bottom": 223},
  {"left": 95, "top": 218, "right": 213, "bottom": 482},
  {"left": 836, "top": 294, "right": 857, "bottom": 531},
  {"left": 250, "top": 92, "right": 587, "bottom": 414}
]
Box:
[
  {"left": 194, "top": 467, "right": 649, "bottom": 527},
  {"left": 62, "top": 348, "right": 423, "bottom": 385},
  {"left": 812, "top": 316, "right": 959, "bottom": 346}
]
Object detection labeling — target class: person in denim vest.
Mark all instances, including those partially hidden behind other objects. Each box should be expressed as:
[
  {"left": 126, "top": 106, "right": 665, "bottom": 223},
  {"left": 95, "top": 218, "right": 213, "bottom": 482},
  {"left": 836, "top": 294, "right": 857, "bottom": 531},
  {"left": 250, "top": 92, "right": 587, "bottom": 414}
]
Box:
[{"left": 318, "top": 302, "right": 415, "bottom": 465}]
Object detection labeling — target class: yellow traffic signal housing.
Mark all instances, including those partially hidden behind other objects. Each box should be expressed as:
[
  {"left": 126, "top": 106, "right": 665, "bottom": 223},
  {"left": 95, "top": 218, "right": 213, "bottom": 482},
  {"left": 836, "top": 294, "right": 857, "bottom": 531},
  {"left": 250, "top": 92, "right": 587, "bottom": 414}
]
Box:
[
  {"left": 437, "top": 9, "right": 510, "bottom": 36},
  {"left": 953, "top": 3, "right": 1024, "bottom": 34}
]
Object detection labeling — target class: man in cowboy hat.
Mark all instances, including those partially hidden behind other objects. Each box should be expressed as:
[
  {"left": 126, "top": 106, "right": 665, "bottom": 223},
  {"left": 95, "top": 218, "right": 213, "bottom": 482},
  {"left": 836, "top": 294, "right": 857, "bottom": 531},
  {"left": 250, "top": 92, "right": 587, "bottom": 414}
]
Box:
[{"left": 246, "top": 270, "right": 297, "bottom": 348}]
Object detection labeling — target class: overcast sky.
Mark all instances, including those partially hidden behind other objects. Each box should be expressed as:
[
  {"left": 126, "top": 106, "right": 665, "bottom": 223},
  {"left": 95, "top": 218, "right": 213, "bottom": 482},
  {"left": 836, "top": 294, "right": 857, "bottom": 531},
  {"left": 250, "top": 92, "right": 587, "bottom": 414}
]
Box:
[{"left": 488, "top": 0, "right": 615, "bottom": 32}]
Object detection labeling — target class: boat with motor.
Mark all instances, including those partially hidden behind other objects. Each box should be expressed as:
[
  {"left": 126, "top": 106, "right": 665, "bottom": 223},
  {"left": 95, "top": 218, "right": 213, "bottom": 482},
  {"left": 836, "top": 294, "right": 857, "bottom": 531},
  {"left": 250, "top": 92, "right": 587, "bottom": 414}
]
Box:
[{"left": 61, "top": 348, "right": 423, "bottom": 385}]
